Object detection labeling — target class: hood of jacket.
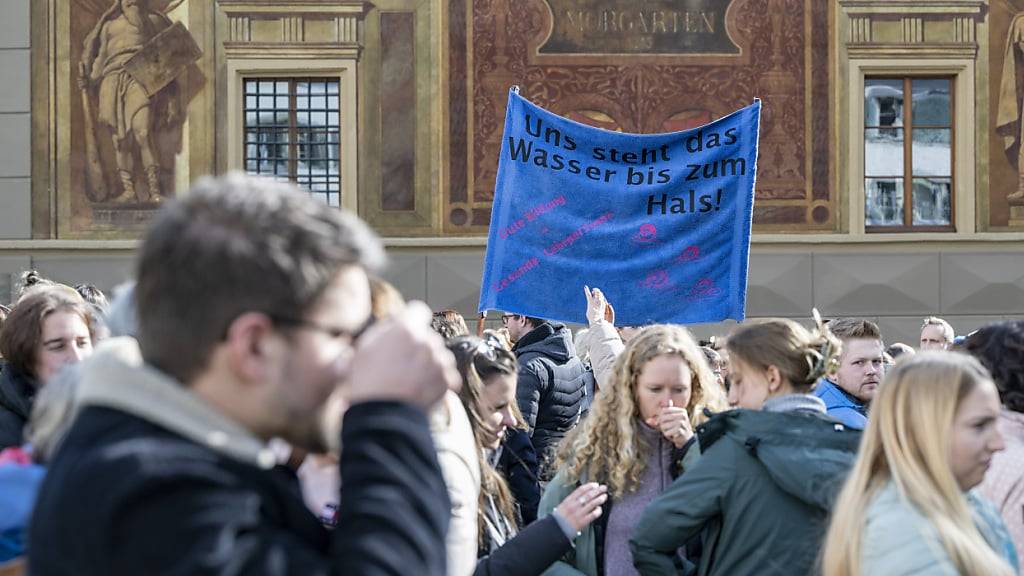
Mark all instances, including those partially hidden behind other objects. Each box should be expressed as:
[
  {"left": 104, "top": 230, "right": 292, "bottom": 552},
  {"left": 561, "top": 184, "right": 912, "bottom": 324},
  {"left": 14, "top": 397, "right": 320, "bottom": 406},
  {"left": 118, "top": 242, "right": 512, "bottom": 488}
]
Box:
[
  {"left": 513, "top": 322, "right": 575, "bottom": 363},
  {"left": 75, "top": 337, "right": 278, "bottom": 469},
  {"left": 698, "top": 409, "right": 861, "bottom": 511},
  {"left": 0, "top": 363, "right": 35, "bottom": 423}
]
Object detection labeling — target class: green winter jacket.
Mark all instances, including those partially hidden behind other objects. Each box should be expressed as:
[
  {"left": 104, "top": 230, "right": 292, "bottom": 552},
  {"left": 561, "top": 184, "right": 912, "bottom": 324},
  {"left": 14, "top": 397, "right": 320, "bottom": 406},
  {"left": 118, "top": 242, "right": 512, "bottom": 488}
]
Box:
[
  {"left": 538, "top": 441, "right": 701, "bottom": 576},
  {"left": 630, "top": 409, "right": 861, "bottom": 576}
]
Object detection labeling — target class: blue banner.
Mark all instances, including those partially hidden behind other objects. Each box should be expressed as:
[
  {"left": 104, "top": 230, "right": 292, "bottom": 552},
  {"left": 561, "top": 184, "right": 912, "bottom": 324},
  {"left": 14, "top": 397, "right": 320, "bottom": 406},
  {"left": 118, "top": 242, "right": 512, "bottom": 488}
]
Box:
[{"left": 479, "top": 89, "right": 760, "bottom": 326}]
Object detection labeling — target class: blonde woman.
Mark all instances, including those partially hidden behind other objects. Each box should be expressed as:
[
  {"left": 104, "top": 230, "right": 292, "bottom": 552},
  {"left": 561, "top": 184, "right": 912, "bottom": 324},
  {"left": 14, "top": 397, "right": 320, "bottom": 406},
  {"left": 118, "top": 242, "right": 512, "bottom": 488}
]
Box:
[
  {"left": 539, "top": 324, "right": 726, "bottom": 576},
  {"left": 631, "top": 319, "right": 860, "bottom": 576},
  {"left": 821, "top": 352, "right": 1018, "bottom": 576}
]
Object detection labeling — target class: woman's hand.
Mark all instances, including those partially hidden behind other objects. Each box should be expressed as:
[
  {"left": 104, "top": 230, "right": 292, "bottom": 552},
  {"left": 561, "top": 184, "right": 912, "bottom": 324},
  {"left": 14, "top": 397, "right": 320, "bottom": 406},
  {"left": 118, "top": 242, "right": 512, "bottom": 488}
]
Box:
[
  {"left": 555, "top": 482, "right": 609, "bottom": 532},
  {"left": 584, "top": 286, "right": 614, "bottom": 326},
  {"left": 646, "top": 400, "right": 694, "bottom": 449}
]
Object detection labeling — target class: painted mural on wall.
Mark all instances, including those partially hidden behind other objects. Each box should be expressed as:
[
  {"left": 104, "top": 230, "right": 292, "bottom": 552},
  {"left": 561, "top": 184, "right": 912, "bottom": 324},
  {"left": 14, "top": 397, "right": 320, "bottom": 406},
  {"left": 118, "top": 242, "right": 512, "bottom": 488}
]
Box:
[
  {"left": 447, "top": 0, "right": 833, "bottom": 233},
  {"left": 993, "top": 0, "right": 1024, "bottom": 227},
  {"left": 67, "top": 0, "right": 201, "bottom": 237}
]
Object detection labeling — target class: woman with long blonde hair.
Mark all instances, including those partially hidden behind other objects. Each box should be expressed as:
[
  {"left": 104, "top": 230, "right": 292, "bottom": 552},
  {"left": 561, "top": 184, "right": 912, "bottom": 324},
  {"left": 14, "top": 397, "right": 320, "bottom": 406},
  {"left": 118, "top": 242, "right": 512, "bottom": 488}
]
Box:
[
  {"left": 821, "top": 352, "right": 1018, "bottom": 576},
  {"left": 631, "top": 318, "right": 860, "bottom": 576},
  {"left": 538, "top": 324, "right": 726, "bottom": 576}
]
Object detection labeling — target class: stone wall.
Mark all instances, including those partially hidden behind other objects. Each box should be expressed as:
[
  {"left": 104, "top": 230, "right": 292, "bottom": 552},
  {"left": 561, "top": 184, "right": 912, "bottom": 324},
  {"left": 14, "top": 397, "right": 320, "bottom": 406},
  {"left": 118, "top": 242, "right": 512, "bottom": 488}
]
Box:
[{"left": 0, "top": 0, "right": 31, "bottom": 240}]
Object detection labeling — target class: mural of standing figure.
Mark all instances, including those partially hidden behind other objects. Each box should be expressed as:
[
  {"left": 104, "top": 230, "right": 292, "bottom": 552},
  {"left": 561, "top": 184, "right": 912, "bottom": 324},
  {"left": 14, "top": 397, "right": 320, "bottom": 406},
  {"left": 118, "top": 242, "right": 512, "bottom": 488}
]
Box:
[
  {"left": 997, "top": 12, "right": 1024, "bottom": 204},
  {"left": 79, "top": 0, "right": 197, "bottom": 204}
]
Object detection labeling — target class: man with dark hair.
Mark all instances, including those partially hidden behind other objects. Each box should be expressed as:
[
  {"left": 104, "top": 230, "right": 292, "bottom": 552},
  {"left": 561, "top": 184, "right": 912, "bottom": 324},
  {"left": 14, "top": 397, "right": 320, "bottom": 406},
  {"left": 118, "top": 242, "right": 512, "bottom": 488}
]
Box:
[
  {"left": 29, "top": 173, "right": 459, "bottom": 575},
  {"left": 501, "top": 313, "right": 589, "bottom": 477},
  {"left": 813, "top": 318, "right": 884, "bottom": 430}
]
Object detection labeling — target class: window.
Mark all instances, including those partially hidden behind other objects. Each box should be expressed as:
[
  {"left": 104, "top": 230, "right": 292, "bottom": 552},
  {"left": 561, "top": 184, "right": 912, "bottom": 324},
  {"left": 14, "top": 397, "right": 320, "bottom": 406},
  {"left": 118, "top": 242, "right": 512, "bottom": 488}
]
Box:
[
  {"left": 864, "top": 77, "right": 954, "bottom": 231},
  {"left": 244, "top": 78, "right": 342, "bottom": 207}
]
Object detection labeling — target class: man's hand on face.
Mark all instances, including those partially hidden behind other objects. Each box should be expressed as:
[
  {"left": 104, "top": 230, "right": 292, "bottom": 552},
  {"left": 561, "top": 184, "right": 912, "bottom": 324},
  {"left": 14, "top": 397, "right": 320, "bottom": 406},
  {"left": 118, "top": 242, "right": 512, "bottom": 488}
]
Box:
[{"left": 345, "top": 301, "right": 461, "bottom": 411}]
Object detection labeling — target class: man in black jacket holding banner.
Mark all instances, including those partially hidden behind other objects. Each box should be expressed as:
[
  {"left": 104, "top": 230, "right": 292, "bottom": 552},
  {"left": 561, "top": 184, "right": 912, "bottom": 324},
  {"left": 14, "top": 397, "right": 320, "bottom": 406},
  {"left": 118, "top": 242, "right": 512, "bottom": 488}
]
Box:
[{"left": 29, "top": 173, "right": 459, "bottom": 575}]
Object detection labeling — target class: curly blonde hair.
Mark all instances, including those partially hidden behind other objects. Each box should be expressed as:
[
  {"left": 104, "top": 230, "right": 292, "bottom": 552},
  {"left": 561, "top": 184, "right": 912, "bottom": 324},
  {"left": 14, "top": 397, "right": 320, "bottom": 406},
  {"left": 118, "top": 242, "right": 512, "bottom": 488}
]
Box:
[{"left": 554, "top": 324, "right": 725, "bottom": 498}]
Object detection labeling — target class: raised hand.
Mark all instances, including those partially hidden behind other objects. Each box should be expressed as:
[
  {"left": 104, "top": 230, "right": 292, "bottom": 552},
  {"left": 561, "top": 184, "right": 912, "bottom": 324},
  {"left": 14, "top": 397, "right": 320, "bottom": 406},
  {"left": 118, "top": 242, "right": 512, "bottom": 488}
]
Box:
[
  {"left": 584, "top": 285, "right": 614, "bottom": 326},
  {"left": 555, "top": 482, "right": 609, "bottom": 533}
]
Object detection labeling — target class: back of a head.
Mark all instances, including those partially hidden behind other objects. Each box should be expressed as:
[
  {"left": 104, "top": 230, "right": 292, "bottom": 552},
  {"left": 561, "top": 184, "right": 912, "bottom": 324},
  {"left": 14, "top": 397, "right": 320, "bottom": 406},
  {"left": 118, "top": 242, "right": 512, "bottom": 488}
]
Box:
[
  {"left": 964, "top": 321, "right": 1024, "bottom": 414},
  {"left": 726, "top": 319, "right": 839, "bottom": 393},
  {"left": 14, "top": 270, "right": 56, "bottom": 303},
  {"left": 74, "top": 284, "right": 109, "bottom": 312},
  {"left": 886, "top": 342, "right": 915, "bottom": 360},
  {"left": 482, "top": 328, "right": 512, "bottom": 351},
  {"left": 827, "top": 317, "right": 882, "bottom": 343},
  {"left": 0, "top": 288, "right": 92, "bottom": 380},
  {"left": 369, "top": 276, "right": 405, "bottom": 321},
  {"left": 431, "top": 309, "right": 470, "bottom": 341},
  {"left": 135, "top": 173, "right": 386, "bottom": 384},
  {"left": 822, "top": 352, "right": 1013, "bottom": 576}
]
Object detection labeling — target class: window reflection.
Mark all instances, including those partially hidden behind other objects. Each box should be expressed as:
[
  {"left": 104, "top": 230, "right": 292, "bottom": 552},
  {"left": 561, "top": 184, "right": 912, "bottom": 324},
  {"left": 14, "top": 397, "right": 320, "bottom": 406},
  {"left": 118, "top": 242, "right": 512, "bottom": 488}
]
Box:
[{"left": 864, "top": 77, "right": 953, "bottom": 230}]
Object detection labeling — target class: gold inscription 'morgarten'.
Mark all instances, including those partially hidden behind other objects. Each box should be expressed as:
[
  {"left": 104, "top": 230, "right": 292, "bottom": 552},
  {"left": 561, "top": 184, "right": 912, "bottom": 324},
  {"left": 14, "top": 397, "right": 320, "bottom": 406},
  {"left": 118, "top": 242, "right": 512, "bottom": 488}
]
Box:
[
  {"left": 564, "top": 10, "right": 716, "bottom": 35},
  {"left": 539, "top": 0, "right": 739, "bottom": 55}
]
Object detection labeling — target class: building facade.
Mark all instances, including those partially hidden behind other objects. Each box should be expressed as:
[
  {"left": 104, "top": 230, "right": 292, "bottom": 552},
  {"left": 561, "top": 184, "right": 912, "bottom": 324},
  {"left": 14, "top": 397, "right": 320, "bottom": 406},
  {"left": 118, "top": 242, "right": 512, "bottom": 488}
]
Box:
[{"left": 0, "top": 0, "right": 1021, "bottom": 344}]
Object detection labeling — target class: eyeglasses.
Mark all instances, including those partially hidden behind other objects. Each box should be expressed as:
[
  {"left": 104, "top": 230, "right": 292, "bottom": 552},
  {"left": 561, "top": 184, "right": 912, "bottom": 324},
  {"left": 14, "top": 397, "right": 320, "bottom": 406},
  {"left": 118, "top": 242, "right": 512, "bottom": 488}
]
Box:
[
  {"left": 500, "top": 314, "right": 516, "bottom": 325},
  {"left": 270, "top": 314, "right": 375, "bottom": 345}
]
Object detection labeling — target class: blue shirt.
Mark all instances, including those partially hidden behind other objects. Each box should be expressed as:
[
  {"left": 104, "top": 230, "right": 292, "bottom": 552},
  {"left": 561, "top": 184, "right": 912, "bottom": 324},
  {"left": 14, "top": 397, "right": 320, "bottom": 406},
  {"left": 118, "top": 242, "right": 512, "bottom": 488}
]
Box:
[
  {"left": 0, "top": 461, "right": 46, "bottom": 561},
  {"left": 812, "top": 378, "right": 868, "bottom": 430}
]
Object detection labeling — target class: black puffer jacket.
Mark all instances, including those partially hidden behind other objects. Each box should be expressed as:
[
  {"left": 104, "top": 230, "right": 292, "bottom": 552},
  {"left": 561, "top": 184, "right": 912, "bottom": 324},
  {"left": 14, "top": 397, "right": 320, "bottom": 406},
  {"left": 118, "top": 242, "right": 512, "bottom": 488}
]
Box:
[
  {"left": 0, "top": 363, "right": 36, "bottom": 449},
  {"left": 512, "top": 323, "right": 589, "bottom": 477}
]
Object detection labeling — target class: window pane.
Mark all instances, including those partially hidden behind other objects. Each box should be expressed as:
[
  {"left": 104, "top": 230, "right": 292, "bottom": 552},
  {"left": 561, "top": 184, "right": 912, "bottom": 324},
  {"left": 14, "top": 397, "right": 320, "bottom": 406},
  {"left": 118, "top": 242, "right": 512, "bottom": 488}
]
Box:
[
  {"left": 866, "top": 178, "right": 904, "bottom": 226},
  {"left": 912, "top": 79, "right": 950, "bottom": 126},
  {"left": 912, "top": 129, "right": 951, "bottom": 176},
  {"left": 293, "top": 79, "right": 341, "bottom": 206},
  {"left": 912, "top": 178, "right": 951, "bottom": 226},
  {"left": 865, "top": 128, "right": 904, "bottom": 176},
  {"left": 245, "top": 79, "right": 290, "bottom": 180},
  {"left": 244, "top": 77, "right": 342, "bottom": 205},
  {"left": 865, "top": 79, "right": 904, "bottom": 127}
]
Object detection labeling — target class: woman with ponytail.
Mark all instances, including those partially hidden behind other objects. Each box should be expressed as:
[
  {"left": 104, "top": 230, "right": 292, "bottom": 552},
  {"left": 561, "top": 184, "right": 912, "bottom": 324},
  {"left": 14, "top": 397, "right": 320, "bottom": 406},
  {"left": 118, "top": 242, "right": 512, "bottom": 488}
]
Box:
[
  {"left": 631, "top": 318, "right": 861, "bottom": 575},
  {"left": 821, "top": 352, "right": 1018, "bottom": 576},
  {"left": 447, "top": 336, "right": 607, "bottom": 576}
]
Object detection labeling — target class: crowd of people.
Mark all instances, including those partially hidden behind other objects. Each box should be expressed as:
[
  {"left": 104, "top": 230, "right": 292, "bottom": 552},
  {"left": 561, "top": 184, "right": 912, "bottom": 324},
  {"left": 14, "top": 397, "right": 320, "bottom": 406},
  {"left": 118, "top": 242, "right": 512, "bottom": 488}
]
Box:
[{"left": 0, "top": 173, "right": 1021, "bottom": 575}]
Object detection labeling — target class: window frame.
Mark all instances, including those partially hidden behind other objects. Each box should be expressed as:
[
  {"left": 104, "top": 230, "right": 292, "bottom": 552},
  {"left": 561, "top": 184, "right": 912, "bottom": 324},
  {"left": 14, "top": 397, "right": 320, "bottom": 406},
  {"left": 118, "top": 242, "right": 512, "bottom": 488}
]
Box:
[
  {"left": 846, "top": 60, "right": 976, "bottom": 237},
  {"left": 863, "top": 75, "right": 956, "bottom": 233},
  {"left": 226, "top": 59, "right": 358, "bottom": 213}
]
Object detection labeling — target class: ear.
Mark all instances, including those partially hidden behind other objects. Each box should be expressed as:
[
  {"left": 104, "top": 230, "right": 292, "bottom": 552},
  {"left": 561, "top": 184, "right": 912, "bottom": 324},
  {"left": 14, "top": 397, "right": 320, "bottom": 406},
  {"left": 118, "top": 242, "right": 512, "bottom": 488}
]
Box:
[
  {"left": 765, "top": 365, "right": 783, "bottom": 393},
  {"left": 223, "top": 311, "right": 279, "bottom": 384}
]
